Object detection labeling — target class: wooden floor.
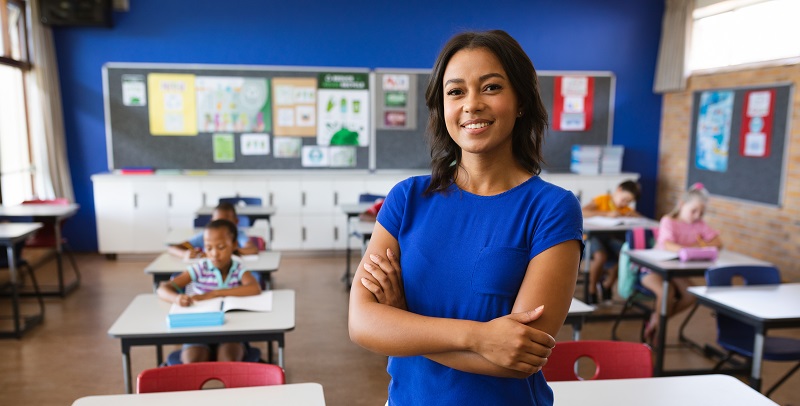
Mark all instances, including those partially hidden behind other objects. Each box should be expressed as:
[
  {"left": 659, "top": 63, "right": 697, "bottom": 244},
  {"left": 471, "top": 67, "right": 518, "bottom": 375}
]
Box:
[{"left": 0, "top": 252, "right": 797, "bottom": 405}]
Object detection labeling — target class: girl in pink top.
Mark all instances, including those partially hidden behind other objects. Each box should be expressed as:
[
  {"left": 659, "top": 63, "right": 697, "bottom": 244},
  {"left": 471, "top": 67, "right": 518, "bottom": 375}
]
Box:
[{"left": 641, "top": 183, "right": 723, "bottom": 344}]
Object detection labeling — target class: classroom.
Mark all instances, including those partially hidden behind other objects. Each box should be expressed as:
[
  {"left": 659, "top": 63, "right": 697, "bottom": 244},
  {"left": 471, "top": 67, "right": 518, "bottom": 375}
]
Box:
[{"left": 0, "top": 0, "right": 798, "bottom": 405}]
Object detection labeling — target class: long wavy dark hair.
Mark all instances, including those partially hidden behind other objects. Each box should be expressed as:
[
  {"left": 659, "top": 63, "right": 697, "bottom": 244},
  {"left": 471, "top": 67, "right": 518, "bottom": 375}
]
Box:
[{"left": 424, "top": 30, "right": 548, "bottom": 195}]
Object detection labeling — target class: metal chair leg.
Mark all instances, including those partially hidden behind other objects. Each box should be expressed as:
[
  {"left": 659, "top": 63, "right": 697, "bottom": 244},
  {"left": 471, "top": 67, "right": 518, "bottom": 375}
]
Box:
[{"left": 765, "top": 361, "right": 800, "bottom": 397}]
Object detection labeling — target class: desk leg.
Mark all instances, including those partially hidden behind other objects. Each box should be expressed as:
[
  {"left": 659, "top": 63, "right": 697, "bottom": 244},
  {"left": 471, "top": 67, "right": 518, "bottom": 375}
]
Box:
[
  {"left": 572, "top": 319, "right": 582, "bottom": 341},
  {"left": 654, "top": 278, "right": 670, "bottom": 376},
  {"left": 342, "top": 218, "right": 352, "bottom": 287},
  {"left": 750, "top": 332, "right": 765, "bottom": 391},
  {"left": 582, "top": 238, "right": 592, "bottom": 303},
  {"left": 122, "top": 349, "right": 132, "bottom": 394},
  {"left": 278, "top": 336, "right": 285, "bottom": 369},
  {"left": 55, "top": 221, "right": 65, "bottom": 296},
  {"left": 8, "top": 246, "right": 21, "bottom": 337}
]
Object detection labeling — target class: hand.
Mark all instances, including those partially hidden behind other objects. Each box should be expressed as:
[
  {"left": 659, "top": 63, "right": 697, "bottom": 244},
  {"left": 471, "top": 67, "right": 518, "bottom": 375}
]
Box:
[
  {"left": 184, "top": 247, "right": 203, "bottom": 260},
  {"left": 174, "top": 294, "right": 193, "bottom": 307},
  {"left": 361, "top": 249, "right": 406, "bottom": 310},
  {"left": 607, "top": 211, "right": 621, "bottom": 218},
  {"left": 472, "top": 307, "right": 555, "bottom": 375},
  {"left": 191, "top": 292, "right": 216, "bottom": 301}
]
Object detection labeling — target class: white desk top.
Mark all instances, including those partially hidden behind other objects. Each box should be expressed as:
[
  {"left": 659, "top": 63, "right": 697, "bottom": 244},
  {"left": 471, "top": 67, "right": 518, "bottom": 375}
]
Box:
[
  {"left": 0, "top": 222, "right": 43, "bottom": 242},
  {"left": 144, "top": 252, "right": 281, "bottom": 274},
  {"left": 549, "top": 374, "right": 777, "bottom": 405},
  {"left": 0, "top": 203, "right": 79, "bottom": 217},
  {"left": 567, "top": 298, "right": 595, "bottom": 315},
  {"left": 688, "top": 283, "right": 800, "bottom": 321},
  {"left": 352, "top": 220, "right": 376, "bottom": 236},
  {"left": 340, "top": 203, "right": 373, "bottom": 216},
  {"left": 627, "top": 249, "right": 772, "bottom": 271},
  {"left": 583, "top": 216, "right": 659, "bottom": 232},
  {"left": 196, "top": 205, "right": 276, "bottom": 216},
  {"left": 108, "top": 290, "right": 295, "bottom": 338},
  {"left": 72, "top": 382, "right": 325, "bottom": 405}
]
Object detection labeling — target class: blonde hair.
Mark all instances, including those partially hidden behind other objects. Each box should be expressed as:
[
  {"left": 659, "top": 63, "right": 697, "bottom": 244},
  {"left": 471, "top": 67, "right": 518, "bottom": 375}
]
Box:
[{"left": 668, "top": 182, "right": 709, "bottom": 218}]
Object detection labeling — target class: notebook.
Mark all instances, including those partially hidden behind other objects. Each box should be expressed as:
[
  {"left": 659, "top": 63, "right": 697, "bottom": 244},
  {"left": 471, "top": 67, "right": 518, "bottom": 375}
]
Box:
[
  {"left": 585, "top": 216, "right": 652, "bottom": 227},
  {"left": 166, "top": 291, "right": 273, "bottom": 328}
]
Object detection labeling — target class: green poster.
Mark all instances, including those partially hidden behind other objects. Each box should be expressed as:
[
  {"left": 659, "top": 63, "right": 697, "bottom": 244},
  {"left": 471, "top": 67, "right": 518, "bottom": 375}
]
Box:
[
  {"left": 213, "top": 133, "right": 235, "bottom": 163},
  {"left": 385, "top": 91, "right": 407, "bottom": 107}
]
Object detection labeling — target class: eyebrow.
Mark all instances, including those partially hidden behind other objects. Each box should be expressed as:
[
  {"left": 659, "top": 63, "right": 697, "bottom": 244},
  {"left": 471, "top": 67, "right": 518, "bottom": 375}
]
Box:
[{"left": 444, "top": 72, "right": 506, "bottom": 87}]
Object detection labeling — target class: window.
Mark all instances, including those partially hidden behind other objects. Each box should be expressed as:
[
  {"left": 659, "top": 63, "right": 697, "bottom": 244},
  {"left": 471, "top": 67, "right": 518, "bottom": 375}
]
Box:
[
  {"left": 690, "top": 0, "right": 800, "bottom": 72},
  {"left": 0, "top": 0, "right": 33, "bottom": 205}
]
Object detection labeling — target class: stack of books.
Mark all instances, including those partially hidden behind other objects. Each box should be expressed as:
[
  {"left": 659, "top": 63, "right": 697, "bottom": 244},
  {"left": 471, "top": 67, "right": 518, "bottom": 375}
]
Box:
[
  {"left": 570, "top": 145, "right": 602, "bottom": 175},
  {"left": 600, "top": 146, "right": 624, "bottom": 174}
]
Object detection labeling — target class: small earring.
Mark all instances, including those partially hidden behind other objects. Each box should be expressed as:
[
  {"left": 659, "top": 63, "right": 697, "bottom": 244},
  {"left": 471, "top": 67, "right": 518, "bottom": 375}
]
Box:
[{"left": 517, "top": 111, "right": 523, "bottom": 117}]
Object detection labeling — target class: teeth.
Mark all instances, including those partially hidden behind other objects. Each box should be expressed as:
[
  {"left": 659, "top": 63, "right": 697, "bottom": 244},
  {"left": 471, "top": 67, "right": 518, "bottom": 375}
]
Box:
[{"left": 464, "top": 122, "right": 489, "bottom": 129}]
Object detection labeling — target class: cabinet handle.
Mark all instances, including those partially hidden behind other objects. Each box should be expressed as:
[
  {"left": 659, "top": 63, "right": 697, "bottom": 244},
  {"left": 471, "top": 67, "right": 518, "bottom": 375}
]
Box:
[
  {"left": 269, "top": 227, "right": 273, "bottom": 242},
  {"left": 302, "top": 226, "right": 306, "bottom": 242},
  {"left": 269, "top": 193, "right": 273, "bottom": 206},
  {"left": 168, "top": 193, "right": 173, "bottom": 208},
  {"left": 334, "top": 226, "right": 339, "bottom": 241},
  {"left": 133, "top": 193, "right": 138, "bottom": 208},
  {"left": 202, "top": 192, "right": 207, "bottom": 206},
  {"left": 334, "top": 192, "right": 339, "bottom": 206},
  {"left": 302, "top": 192, "right": 306, "bottom": 207}
]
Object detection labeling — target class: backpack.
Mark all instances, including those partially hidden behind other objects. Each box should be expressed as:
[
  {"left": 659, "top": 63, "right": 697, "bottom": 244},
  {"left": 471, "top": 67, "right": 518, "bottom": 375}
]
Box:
[{"left": 617, "top": 228, "right": 658, "bottom": 299}]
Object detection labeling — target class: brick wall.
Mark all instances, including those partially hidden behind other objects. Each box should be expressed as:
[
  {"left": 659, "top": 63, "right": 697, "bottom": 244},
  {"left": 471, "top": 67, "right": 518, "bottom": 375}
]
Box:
[{"left": 658, "top": 63, "right": 800, "bottom": 279}]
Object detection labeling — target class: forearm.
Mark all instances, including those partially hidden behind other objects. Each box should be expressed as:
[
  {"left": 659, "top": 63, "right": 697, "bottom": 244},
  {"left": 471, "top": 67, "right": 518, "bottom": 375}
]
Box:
[
  {"left": 208, "top": 284, "right": 261, "bottom": 298},
  {"left": 425, "top": 351, "right": 533, "bottom": 379},
  {"left": 236, "top": 245, "right": 259, "bottom": 255},
  {"left": 349, "top": 300, "right": 477, "bottom": 357},
  {"left": 157, "top": 282, "right": 180, "bottom": 303},
  {"left": 167, "top": 245, "right": 188, "bottom": 257}
]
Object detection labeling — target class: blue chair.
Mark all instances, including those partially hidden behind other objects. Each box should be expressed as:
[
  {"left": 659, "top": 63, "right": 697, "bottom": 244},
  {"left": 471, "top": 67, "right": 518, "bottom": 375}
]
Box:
[
  {"left": 194, "top": 215, "right": 250, "bottom": 228},
  {"left": 611, "top": 228, "right": 657, "bottom": 342},
  {"left": 358, "top": 193, "right": 385, "bottom": 203},
  {"left": 219, "top": 197, "right": 262, "bottom": 206},
  {"left": 706, "top": 265, "right": 800, "bottom": 397}
]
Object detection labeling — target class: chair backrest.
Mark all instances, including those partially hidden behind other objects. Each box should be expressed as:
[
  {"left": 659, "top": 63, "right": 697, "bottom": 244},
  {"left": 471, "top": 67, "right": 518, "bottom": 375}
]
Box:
[
  {"left": 249, "top": 236, "right": 267, "bottom": 251},
  {"left": 21, "top": 198, "right": 71, "bottom": 247},
  {"left": 136, "top": 362, "right": 284, "bottom": 393},
  {"left": 219, "top": 197, "right": 262, "bottom": 206},
  {"left": 706, "top": 265, "right": 781, "bottom": 349},
  {"left": 542, "top": 340, "right": 653, "bottom": 381},
  {"left": 358, "top": 193, "right": 385, "bottom": 203},
  {"left": 625, "top": 227, "right": 658, "bottom": 250}
]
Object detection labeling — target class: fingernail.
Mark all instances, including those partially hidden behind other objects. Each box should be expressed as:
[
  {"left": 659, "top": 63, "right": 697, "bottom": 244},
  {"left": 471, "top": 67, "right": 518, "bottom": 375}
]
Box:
[
  {"left": 369, "top": 254, "right": 378, "bottom": 261},
  {"left": 363, "top": 263, "right": 371, "bottom": 270},
  {"left": 535, "top": 305, "right": 544, "bottom": 312},
  {"left": 387, "top": 249, "right": 394, "bottom": 258}
]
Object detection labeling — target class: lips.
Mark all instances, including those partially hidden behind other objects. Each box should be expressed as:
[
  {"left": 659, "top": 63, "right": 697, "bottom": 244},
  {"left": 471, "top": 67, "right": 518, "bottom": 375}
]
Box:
[{"left": 461, "top": 119, "right": 493, "bottom": 129}]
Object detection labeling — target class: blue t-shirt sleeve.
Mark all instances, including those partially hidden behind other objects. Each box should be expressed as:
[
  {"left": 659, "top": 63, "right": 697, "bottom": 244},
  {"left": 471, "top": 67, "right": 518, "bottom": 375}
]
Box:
[
  {"left": 237, "top": 229, "right": 250, "bottom": 247},
  {"left": 530, "top": 190, "right": 584, "bottom": 260},
  {"left": 376, "top": 179, "right": 410, "bottom": 239},
  {"left": 187, "top": 232, "right": 203, "bottom": 249}
]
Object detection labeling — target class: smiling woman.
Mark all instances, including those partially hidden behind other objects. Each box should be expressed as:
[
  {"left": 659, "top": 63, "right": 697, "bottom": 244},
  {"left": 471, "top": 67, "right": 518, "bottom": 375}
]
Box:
[{"left": 348, "top": 30, "right": 584, "bottom": 406}]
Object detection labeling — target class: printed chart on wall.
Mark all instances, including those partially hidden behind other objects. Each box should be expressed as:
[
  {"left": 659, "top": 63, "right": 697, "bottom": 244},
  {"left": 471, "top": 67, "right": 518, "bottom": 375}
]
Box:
[
  {"left": 552, "top": 75, "right": 594, "bottom": 131},
  {"left": 376, "top": 73, "right": 417, "bottom": 130},
  {"left": 695, "top": 90, "right": 734, "bottom": 172},
  {"left": 147, "top": 73, "right": 198, "bottom": 135},
  {"left": 317, "top": 73, "right": 370, "bottom": 147}
]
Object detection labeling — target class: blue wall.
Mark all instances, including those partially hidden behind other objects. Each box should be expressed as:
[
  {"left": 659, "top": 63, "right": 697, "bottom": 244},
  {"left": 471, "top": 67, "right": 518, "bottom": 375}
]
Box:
[{"left": 53, "top": 0, "right": 664, "bottom": 251}]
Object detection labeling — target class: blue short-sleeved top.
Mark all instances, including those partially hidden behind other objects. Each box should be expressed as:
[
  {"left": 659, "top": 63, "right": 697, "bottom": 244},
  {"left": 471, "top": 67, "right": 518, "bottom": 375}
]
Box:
[
  {"left": 377, "top": 175, "right": 583, "bottom": 406},
  {"left": 188, "top": 229, "right": 250, "bottom": 249}
]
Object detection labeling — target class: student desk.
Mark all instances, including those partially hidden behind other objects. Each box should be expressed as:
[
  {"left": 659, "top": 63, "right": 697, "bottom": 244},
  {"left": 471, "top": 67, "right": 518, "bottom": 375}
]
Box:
[
  {"left": 0, "top": 222, "right": 43, "bottom": 338},
  {"left": 548, "top": 374, "right": 777, "bottom": 405},
  {"left": 72, "top": 382, "right": 326, "bottom": 405},
  {"left": 0, "top": 204, "right": 80, "bottom": 297},
  {"left": 565, "top": 298, "right": 595, "bottom": 340},
  {"left": 580, "top": 217, "right": 660, "bottom": 303},
  {"left": 339, "top": 203, "right": 374, "bottom": 286},
  {"left": 626, "top": 249, "right": 772, "bottom": 377},
  {"left": 108, "top": 290, "right": 295, "bottom": 393},
  {"left": 144, "top": 252, "right": 281, "bottom": 291},
  {"left": 688, "top": 283, "right": 800, "bottom": 391}
]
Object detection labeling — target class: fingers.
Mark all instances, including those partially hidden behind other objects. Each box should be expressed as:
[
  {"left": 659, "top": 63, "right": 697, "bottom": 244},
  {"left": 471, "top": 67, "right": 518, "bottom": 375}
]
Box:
[
  {"left": 363, "top": 262, "right": 392, "bottom": 291},
  {"left": 360, "top": 277, "right": 384, "bottom": 302},
  {"left": 506, "top": 305, "right": 545, "bottom": 324}
]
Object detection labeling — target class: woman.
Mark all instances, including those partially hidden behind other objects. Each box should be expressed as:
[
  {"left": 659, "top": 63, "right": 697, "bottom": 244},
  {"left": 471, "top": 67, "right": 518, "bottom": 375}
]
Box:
[{"left": 349, "top": 30, "right": 583, "bottom": 405}]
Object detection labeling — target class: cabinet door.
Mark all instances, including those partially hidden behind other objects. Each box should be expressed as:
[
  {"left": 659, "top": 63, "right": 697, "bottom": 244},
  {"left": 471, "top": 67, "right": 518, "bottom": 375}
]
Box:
[
  {"left": 131, "top": 182, "right": 169, "bottom": 253},
  {"left": 269, "top": 180, "right": 302, "bottom": 214},
  {"left": 269, "top": 214, "right": 302, "bottom": 250},
  {"left": 364, "top": 177, "right": 401, "bottom": 197},
  {"left": 235, "top": 180, "right": 269, "bottom": 205},
  {"left": 301, "top": 215, "right": 335, "bottom": 250},
  {"left": 200, "top": 180, "right": 238, "bottom": 207},
  {"left": 166, "top": 180, "right": 202, "bottom": 231},
  {"left": 333, "top": 179, "right": 366, "bottom": 207},
  {"left": 301, "top": 180, "right": 335, "bottom": 214},
  {"left": 94, "top": 180, "right": 134, "bottom": 254}
]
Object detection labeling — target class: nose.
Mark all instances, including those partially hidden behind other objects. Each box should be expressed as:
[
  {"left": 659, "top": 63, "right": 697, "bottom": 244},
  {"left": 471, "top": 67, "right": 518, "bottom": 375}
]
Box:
[{"left": 463, "top": 92, "right": 484, "bottom": 114}]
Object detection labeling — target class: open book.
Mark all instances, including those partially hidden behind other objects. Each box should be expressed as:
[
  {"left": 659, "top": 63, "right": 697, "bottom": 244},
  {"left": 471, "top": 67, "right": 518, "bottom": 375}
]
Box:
[
  {"left": 167, "top": 291, "right": 273, "bottom": 328},
  {"left": 585, "top": 216, "right": 652, "bottom": 227}
]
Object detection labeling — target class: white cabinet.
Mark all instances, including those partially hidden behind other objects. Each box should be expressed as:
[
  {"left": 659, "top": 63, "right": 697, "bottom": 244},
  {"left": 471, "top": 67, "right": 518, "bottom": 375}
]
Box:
[
  {"left": 131, "top": 182, "right": 169, "bottom": 252},
  {"left": 93, "top": 177, "right": 168, "bottom": 253},
  {"left": 166, "top": 180, "right": 201, "bottom": 230}
]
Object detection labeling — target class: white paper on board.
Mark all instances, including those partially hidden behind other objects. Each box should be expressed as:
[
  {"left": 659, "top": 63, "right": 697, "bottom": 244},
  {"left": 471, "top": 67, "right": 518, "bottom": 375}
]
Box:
[
  {"left": 561, "top": 76, "right": 588, "bottom": 97},
  {"left": 563, "top": 96, "right": 585, "bottom": 113},
  {"left": 301, "top": 145, "right": 330, "bottom": 167},
  {"left": 747, "top": 91, "right": 771, "bottom": 117},
  {"left": 273, "top": 137, "right": 302, "bottom": 158},
  {"left": 277, "top": 107, "right": 295, "bottom": 126},
  {"left": 560, "top": 113, "right": 586, "bottom": 131},
  {"left": 743, "top": 132, "right": 767, "bottom": 157},
  {"left": 241, "top": 133, "right": 270, "bottom": 156}
]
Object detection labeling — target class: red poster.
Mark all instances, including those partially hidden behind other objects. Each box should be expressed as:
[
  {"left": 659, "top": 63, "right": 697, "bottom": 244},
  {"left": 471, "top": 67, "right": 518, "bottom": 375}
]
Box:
[
  {"left": 739, "top": 89, "right": 774, "bottom": 158},
  {"left": 552, "top": 76, "right": 594, "bottom": 131}
]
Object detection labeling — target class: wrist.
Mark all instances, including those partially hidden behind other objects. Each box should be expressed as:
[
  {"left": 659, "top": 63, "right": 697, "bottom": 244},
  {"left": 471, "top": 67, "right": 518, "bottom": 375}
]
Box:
[{"left": 461, "top": 320, "right": 482, "bottom": 353}]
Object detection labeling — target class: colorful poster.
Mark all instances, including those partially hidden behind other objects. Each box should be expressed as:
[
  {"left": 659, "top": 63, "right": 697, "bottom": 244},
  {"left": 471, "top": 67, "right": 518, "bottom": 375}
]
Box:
[
  {"left": 241, "top": 133, "right": 270, "bottom": 156},
  {"left": 330, "top": 146, "right": 357, "bottom": 168},
  {"left": 122, "top": 74, "right": 146, "bottom": 106},
  {"left": 272, "top": 77, "right": 317, "bottom": 137},
  {"left": 377, "top": 73, "right": 417, "bottom": 130},
  {"left": 695, "top": 90, "right": 734, "bottom": 172},
  {"left": 195, "top": 77, "right": 270, "bottom": 133},
  {"left": 301, "top": 145, "right": 330, "bottom": 167},
  {"left": 552, "top": 76, "right": 594, "bottom": 131},
  {"left": 274, "top": 137, "right": 302, "bottom": 158},
  {"left": 740, "top": 89, "right": 774, "bottom": 158},
  {"left": 213, "top": 133, "right": 235, "bottom": 163},
  {"left": 317, "top": 73, "right": 370, "bottom": 146},
  {"left": 147, "top": 73, "right": 197, "bottom": 136}
]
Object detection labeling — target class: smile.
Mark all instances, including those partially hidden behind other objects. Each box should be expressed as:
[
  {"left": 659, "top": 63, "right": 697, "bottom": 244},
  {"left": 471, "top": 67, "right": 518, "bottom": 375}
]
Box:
[{"left": 461, "top": 120, "right": 493, "bottom": 129}]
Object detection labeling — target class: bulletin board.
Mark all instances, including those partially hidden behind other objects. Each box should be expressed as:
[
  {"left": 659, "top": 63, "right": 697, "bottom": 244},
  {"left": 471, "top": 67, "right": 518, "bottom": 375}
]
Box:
[
  {"left": 687, "top": 83, "right": 792, "bottom": 206},
  {"left": 103, "top": 63, "right": 372, "bottom": 171}
]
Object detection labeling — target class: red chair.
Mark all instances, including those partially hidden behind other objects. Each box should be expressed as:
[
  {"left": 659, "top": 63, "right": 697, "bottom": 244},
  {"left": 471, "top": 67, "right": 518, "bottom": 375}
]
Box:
[
  {"left": 137, "top": 362, "right": 285, "bottom": 394},
  {"left": 542, "top": 340, "right": 653, "bottom": 381},
  {"left": 21, "top": 198, "right": 81, "bottom": 284}
]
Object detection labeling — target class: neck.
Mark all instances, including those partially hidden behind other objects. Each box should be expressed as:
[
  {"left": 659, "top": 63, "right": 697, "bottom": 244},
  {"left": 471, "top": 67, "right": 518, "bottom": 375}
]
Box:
[{"left": 456, "top": 152, "right": 531, "bottom": 196}]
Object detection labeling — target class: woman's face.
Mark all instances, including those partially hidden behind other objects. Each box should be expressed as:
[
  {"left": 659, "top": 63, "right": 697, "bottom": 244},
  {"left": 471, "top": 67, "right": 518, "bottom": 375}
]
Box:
[
  {"left": 678, "top": 199, "right": 706, "bottom": 223},
  {"left": 442, "top": 47, "right": 520, "bottom": 159}
]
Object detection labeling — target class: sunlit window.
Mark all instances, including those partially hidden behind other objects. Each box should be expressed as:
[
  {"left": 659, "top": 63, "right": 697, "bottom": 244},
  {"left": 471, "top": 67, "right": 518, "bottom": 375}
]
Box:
[{"left": 690, "top": 0, "right": 800, "bottom": 71}]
